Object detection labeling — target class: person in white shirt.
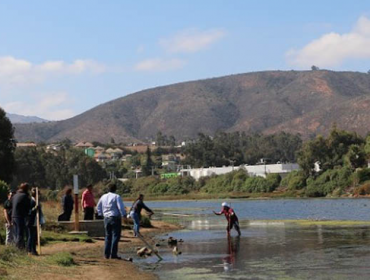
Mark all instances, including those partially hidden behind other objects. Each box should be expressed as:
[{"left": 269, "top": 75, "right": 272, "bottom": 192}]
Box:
[{"left": 97, "top": 183, "right": 127, "bottom": 259}]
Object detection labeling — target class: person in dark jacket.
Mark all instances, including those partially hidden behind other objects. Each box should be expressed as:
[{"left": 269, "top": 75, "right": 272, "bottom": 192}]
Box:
[
  {"left": 60, "top": 188, "right": 74, "bottom": 221},
  {"left": 129, "top": 194, "right": 154, "bottom": 237},
  {"left": 12, "top": 183, "right": 31, "bottom": 249},
  {"left": 27, "top": 187, "right": 44, "bottom": 256}
]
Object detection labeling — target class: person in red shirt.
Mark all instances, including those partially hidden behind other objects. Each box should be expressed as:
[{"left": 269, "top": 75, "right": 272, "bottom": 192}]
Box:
[
  {"left": 213, "top": 202, "right": 241, "bottom": 236},
  {"left": 81, "top": 184, "right": 96, "bottom": 220}
]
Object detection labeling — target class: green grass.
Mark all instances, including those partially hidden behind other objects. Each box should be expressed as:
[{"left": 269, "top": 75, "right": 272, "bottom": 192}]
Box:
[
  {"left": 46, "top": 252, "right": 76, "bottom": 267},
  {"left": 41, "top": 230, "right": 93, "bottom": 245}
]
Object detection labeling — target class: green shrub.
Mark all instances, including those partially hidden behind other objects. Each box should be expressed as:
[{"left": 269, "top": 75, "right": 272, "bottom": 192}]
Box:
[
  {"left": 265, "top": 173, "right": 281, "bottom": 192},
  {"left": 242, "top": 176, "right": 270, "bottom": 193},
  {"left": 305, "top": 167, "right": 353, "bottom": 197},
  {"left": 0, "top": 180, "right": 9, "bottom": 203},
  {"left": 280, "top": 170, "right": 307, "bottom": 190},
  {"left": 354, "top": 168, "right": 370, "bottom": 184}
]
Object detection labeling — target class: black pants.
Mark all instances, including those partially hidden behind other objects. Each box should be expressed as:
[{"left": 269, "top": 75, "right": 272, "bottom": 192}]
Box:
[
  {"left": 84, "top": 207, "right": 94, "bottom": 220},
  {"left": 27, "top": 226, "right": 37, "bottom": 254},
  {"left": 13, "top": 217, "right": 26, "bottom": 249}
]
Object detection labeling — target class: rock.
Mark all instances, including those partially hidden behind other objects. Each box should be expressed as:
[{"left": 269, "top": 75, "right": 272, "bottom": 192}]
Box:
[
  {"left": 155, "top": 243, "right": 160, "bottom": 247},
  {"left": 178, "top": 239, "right": 184, "bottom": 243},
  {"left": 172, "top": 246, "right": 182, "bottom": 255},
  {"left": 137, "top": 247, "right": 149, "bottom": 257},
  {"left": 168, "top": 237, "right": 178, "bottom": 245}
]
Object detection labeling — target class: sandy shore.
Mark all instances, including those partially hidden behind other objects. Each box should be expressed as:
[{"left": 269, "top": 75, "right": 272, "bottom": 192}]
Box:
[{"left": 4, "top": 221, "right": 180, "bottom": 280}]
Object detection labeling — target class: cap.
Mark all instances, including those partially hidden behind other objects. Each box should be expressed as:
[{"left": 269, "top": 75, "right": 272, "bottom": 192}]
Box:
[{"left": 221, "top": 202, "right": 230, "bottom": 208}]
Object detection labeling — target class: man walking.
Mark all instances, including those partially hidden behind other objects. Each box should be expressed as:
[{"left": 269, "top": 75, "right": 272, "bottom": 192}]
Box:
[
  {"left": 12, "top": 183, "right": 31, "bottom": 249},
  {"left": 3, "top": 190, "right": 14, "bottom": 245},
  {"left": 97, "top": 183, "right": 127, "bottom": 259},
  {"left": 81, "top": 184, "right": 95, "bottom": 220}
]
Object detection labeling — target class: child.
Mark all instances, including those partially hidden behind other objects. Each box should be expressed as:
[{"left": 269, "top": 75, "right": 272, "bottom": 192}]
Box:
[{"left": 213, "top": 202, "right": 241, "bottom": 236}]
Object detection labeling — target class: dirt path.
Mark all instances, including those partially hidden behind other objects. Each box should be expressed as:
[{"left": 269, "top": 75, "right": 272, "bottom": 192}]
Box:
[{"left": 32, "top": 221, "right": 180, "bottom": 280}]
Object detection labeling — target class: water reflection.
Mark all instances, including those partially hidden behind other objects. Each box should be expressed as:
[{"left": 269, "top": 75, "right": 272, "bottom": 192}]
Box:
[{"left": 222, "top": 236, "right": 240, "bottom": 273}]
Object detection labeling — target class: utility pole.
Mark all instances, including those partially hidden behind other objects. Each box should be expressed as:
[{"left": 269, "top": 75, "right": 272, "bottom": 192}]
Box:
[{"left": 73, "top": 175, "right": 80, "bottom": 231}]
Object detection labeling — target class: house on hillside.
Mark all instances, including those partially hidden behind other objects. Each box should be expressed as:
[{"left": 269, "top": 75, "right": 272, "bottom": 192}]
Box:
[
  {"left": 16, "top": 142, "right": 37, "bottom": 148},
  {"left": 75, "top": 142, "right": 94, "bottom": 148}
]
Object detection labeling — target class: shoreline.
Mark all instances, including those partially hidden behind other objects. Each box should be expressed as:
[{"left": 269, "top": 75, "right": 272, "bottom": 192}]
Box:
[
  {"left": 123, "top": 193, "right": 370, "bottom": 202},
  {"left": 0, "top": 220, "right": 182, "bottom": 280}
]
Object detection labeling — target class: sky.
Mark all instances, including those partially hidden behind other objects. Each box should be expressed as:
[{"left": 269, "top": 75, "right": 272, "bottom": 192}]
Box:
[{"left": 1, "top": 0, "right": 370, "bottom": 120}]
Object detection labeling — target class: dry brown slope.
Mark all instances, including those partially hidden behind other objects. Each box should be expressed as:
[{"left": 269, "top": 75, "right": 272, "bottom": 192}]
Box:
[{"left": 13, "top": 70, "right": 370, "bottom": 142}]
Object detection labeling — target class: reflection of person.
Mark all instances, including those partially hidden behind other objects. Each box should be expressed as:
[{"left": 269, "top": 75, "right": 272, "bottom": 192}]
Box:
[
  {"left": 81, "top": 184, "right": 95, "bottom": 220},
  {"left": 223, "top": 235, "right": 241, "bottom": 272},
  {"left": 12, "top": 183, "right": 31, "bottom": 249},
  {"left": 3, "top": 190, "right": 14, "bottom": 245},
  {"left": 213, "top": 202, "right": 241, "bottom": 236},
  {"left": 97, "top": 183, "right": 127, "bottom": 259},
  {"left": 60, "top": 188, "right": 74, "bottom": 221},
  {"left": 129, "top": 194, "right": 154, "bottom": 237}
]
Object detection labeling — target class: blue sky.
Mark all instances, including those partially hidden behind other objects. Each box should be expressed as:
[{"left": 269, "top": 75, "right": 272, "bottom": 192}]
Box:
[{"left": 1, "top": 0, "right": 370, "bottom": 120}]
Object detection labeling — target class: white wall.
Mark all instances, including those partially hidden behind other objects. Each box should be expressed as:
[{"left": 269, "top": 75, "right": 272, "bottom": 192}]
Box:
[{"left": 180, "top": 163, "right": 300, "bottom": 181}]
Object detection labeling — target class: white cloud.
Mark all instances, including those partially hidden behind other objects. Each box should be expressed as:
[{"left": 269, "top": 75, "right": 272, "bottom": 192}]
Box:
[
  {"left": 160, "top": 28, "right": 226, "bottom": 53},
  {"left": 2, "top": 92, "right": 75, "bottom": 120},
  {"left": 287, "top": 16, "right": 370, "bottom": 68},
  {"left": 0, "top": 56, "right": 106, "bottom": 86},
  {"left": 135, "top": 58, "right": 186, "bottom": 72}
]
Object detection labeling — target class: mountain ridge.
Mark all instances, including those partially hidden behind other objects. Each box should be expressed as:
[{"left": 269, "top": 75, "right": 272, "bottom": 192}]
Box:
[{"left": 12, "top": 70, "right": 370, "bottom": 143}]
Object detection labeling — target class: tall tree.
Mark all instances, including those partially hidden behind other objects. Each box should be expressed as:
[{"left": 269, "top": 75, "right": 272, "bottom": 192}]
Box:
[{"left": 0, "top": 108, "right": 16, "bottom": 183}]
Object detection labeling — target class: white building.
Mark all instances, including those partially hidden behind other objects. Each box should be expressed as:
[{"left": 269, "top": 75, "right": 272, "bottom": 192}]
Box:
[{"left": 180, "top": 163, "right": 300, "bottom": 181}]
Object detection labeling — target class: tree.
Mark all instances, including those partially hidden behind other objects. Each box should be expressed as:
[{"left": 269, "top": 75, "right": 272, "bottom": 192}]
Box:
[
  {"left": 311, "top": 65, "right": 319, "bottom": 71},
  {"left": 0, "top": 108, "right": 16, "bottom": 183},
  {"left": 142, "top": 147, "right": 154, "bottom": 176}
]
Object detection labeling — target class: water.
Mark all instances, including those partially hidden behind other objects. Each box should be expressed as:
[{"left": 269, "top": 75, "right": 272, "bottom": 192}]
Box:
[{"left": 131, "top": 199, "right": 370, "bottom": 279}]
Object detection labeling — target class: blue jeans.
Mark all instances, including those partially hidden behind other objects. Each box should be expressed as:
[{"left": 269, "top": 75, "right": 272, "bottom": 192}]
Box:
[
  {"left": 13, "top": 217, "right": 26, "bottom": 249},
  {"left": 104, "top": 216, "right": 122, "bottom": 258},
  {"left": 131, "top": 212, "right": 140, "bottom": 236}
]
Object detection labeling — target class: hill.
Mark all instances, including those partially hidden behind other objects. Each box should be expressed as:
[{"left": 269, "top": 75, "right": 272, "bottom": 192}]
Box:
[
  {"left": 13, "top": 70, "right": 370, "bottom": 143},
  {"left": 7, "top": 113, "right": 48, "bottom": 124}
]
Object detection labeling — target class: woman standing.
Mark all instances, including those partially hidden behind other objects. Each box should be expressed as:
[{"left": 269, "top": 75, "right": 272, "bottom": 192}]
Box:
[
  {"left": 60, "top": 188, "right": 74, "bottom": 221},
  {"left": 129, "top": 194, "right": 154, "bottom": 237}
]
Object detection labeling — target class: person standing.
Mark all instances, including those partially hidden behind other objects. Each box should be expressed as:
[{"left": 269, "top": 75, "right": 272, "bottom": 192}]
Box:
[
  {"left": 96, "top": 183, "right": 127, "bottom": 259},
  {"left": 12, "top": 183, "right": 31, "bottom": 249},
  {"left": 129, "top": 194, "right": 154, "bottom": 237},
  {"left": 213, "top": 202, "right": 241, "bottom": 236},
  {"left": 27, "top": 188, "right": 41, "bottom": 256},
  {"left": 3, "top": 190, "right": 14, "bottom": 245},
  {"left": 60, "top": 188, "right": 74, "bottom": 221},
  {"left": 81, "top": 184, "right": 95, "bottom": 220}
]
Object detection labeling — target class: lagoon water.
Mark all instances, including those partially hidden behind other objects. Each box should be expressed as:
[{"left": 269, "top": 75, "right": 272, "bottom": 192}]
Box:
[{"left": 131, "top": 199, "right": 370, "bottom": 279}]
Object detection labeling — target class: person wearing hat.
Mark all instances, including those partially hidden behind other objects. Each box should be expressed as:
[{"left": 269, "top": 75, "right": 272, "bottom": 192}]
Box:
[{"left": 213, "top": 202, "right": 241, "bottom": 236}]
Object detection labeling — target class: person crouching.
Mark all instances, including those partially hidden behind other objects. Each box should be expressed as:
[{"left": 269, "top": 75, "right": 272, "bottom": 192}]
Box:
[{"left": 213, "top": 202, "right": 241, "bottom": 236}]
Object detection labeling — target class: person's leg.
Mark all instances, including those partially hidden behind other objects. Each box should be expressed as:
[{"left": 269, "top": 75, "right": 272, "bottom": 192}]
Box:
[
  {"left": 132, "top": 213, "right": 140, "bottom": 236},
  {"left": 5, "top": 223, "right": 11, "bottom": 245},
  {"left": 104, "top": 217, "right": 113, "bottom": 258},
  {"left": 31, "top": 227, "right": 38, "bottom": 254},
  {"left": 85, "top": 207, "right": 94, "bottom": 220},
  {"left": 8, "top": 224, "right": 14, "bottom": 245},
  {"left": 15, "top": 218, "right": 26, "bottom": 249},
  {"left": 233, "top": 221, "right": 241, "bottom": 236},
  {"left": 27, "top": 226, "right": 33, "bottom": 253},
  {"left": 111, "top": 217, "right": 122, "bottom": 258}
]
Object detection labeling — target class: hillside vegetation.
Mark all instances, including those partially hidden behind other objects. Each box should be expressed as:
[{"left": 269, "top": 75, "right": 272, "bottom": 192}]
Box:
[{"left": 14, "top": 70, "right": 370, "bottom": 143}]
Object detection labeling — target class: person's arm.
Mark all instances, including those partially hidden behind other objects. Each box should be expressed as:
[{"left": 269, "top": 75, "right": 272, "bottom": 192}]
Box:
[
  {"left": 141, "top": 202, "right": 154, "bottom": 215},
  {"left": 96, "top": 197, "right": 103, "bottom": 216},
  {"left": 213, "top": 209, "right": 223, "bottom": 215},
  {"left": 81, "top": 192, "right": 85, "bottom": 210},
  {"left": 117, "top": 196, "right": 127, "bottom": 217},
  {"left": 3, "top": 209, "right": 10, "bottom": 224}
]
